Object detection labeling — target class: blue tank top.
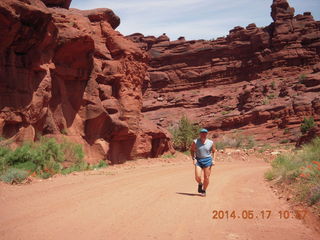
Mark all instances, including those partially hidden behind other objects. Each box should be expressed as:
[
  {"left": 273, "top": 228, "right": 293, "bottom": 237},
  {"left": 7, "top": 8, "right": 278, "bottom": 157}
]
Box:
[{"left": 194, "top": 138, "right": 213, "bottom": 159}]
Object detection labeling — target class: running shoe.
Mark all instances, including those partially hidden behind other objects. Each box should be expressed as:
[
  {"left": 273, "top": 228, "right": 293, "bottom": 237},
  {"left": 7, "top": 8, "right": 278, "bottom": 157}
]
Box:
[{"left": 200, "top": 190, "right": 206, "bottom": 197}]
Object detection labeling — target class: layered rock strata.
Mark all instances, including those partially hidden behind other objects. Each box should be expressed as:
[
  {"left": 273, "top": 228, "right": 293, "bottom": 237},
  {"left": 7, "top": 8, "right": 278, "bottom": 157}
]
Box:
[
  {"left": 0, "top": 0, "right": 173, "bottom": 163},
  {"left": 128, "top": 0, "right": 320, "bottom": 143}
]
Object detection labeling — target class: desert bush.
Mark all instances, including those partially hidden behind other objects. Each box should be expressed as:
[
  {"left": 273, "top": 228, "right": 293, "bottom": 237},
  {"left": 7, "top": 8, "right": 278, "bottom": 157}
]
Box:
[
  {"left": 270, "top": 154, "right": 302, "bottom": 182},
  {"left": 215, "top": 134, "right": 255, "bottom": 150},
  {"left": 61, "top": 161, "right": 89, "bottom": 175},
  {"left": 267, "top": 94, "right": 276, "bottom": 99},
  {"left": 300, "top": 117, "right": 316, "bottom": 134},
  {"left": 88, "top": 160, "right": 108, "bottom": 171},
  {"left": 0, "top": 146, "right": 10, "bottom": 173},
  {"left": 215, "top": 141, "right": 226, "bottom": 150},
  {"left": 280, "top": 139, "right": 290, "bottom": 144},
  {"left": 60, "top": 140, "right": 84, "bottom": 164},
  {"left": 170, "top": 116, "right": 201, "bottom": 151},
  {"left": 222, "top": 110, "right": 232, "bottom": 115},
  {"left": 162, "top": 153, "right": 175, "bottom": 159},
  {"left": 261, "top": 97, "right": 269, "bottom": 105},
  {"left": 309, "top": 185, "right": 320, "bottom": 205},
  {"left": 298, "top": 74, "right": 307, "bottom": 81},
  {"left": 5, "top": 143, "right": 35, "bottom": 166},
  {"left": 0, "top": 137, "right": 86, "bottom": 182},
  {"left": 0, "top": 168, "right": 29, "bottom": 184},
  {"left": 245, "top": 136, "right": 256, "bottom": 149},
  {"left": 283, "top": 128, "right": 290, "bottom": 134},
  {"left": 257, "top": 144, "right": 272, "bottom": 153},
  {"left": 95, "top": 160, "right": 108, "bottom": 168},
  {"left": 265, "top": 137, "right": 320, "bottom": 206},
  {"left": 264, "top": 170, "right": 276, "bottom": 181},
  {"left": 13, "top": 161, "right": 37, "bottom": 172}
]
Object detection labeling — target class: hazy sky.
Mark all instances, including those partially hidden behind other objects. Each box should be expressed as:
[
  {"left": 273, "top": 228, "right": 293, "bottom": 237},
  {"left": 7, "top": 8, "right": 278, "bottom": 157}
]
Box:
[{"left": 70, "top": 0, "right": 320, "bottom": 41}]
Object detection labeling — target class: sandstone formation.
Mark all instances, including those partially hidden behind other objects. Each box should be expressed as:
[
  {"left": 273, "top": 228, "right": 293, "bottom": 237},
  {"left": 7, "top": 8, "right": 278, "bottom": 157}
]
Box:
[
  {"left": 127, "top": 0, "right": 320, "bottom": 143},
  {"left": 41, "top": 0, "right": 71, "bottom": 9},
  {"left": 0, "top": 0, "right": 173, "bottom": 164}
]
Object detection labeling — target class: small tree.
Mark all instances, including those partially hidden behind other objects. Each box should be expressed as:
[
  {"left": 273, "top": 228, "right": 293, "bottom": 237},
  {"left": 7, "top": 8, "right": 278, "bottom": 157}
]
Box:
[
  {"left": 170, "top": 116, "right": 201, "bottom": 151},
  {"left": 300, "top": 117, "right": 316, "bottom": 134}
]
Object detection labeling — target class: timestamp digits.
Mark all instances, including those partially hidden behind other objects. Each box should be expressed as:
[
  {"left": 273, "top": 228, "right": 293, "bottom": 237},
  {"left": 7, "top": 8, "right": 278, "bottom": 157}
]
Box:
[{"left": 212, "top": 210, "right": 307, "bottom": 220}]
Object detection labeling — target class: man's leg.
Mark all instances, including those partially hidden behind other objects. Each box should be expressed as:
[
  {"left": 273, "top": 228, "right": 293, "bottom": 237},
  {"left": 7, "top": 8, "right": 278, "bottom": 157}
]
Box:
[
  {"left": 202, "top": 166, "right": 212, "bottom": 191},
  {"left": 195, "top": 164, "right": 202, "bottom": 184},
  {"left": 195, "top": 164, "right": 203, "bottom": 193}
]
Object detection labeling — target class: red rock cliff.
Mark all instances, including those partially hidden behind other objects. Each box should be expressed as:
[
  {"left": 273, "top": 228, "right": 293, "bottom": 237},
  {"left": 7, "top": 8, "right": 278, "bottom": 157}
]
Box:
[
  {"left": 0, "top": 0, "right": 173, "bottom": 164},
  {"left": 127, "top": 0, "right": 320, "bottom": 143}
]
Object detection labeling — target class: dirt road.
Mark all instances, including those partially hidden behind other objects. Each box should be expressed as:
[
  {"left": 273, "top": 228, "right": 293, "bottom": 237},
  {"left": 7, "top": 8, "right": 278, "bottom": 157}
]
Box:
[{"left": 0, "top": 156, "right": 319, "bottom": 240}]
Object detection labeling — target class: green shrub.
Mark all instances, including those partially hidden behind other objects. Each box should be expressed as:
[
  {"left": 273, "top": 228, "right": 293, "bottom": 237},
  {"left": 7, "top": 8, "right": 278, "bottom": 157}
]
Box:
[
  {"left": 0, "top": 146, "right": 10, "bottom": 173},
  {"left": 264, "top": 170, "right": 276, "bottom": 181},
  {"left": 258, "top": 144, "right": 272, "bottom": 153},
  {"left": 0, "top": 137, "right": 86, "bottom": 182},
  {"left": 270, "top": 154, "right": 302, "bottom": 182},
  {"left": 267, "top": 94, "right": 276, "bottom": 99},
  {"left": 300, "top": 117, "right": 316, "bottom": 134},
  {"left": 5, "top": 143, "right": 35, "bottom": 166},
  {"left": 280, "top": 139, "right": 290, "bottom": 144},
  {"left": 271, "top": 81, "right": 276, "bottom": 90},
  {"left": 96, "top": 160, "right": 107, "bottom": 168},
  {"left": 215, "top": 141, "right": 226, "bottom": 150},
  {"left": 299, "top": 74, "right": 307, "bottom": 81},
  {"left": 265, "top": 137, "right": 320, "bottom": 206},
  {"left": 13, "top": 161, "right": 37, "bottom": 172},
  {"left": 309, "top": 185, "right": 320, "bottom": 205},
  {"left": 60, "top": 128, "right": 68, "bottom": 135},
  {"left": 261, "top": 98, "right": 269, "bottom": 105},
  {"left": 170, "top": 116, "right": 201, "bottom": 151},
  {"left": 61, "top": 161, "right": 89, "bottom": 175},
  {"left": 283, "top": 128, "right": 290, "bottom": 134},
  {"left": 215, "top": 134, "right": 255, "bottom": 150},
  {"left": 162, "top": 153, "right": 175, "bottom": 159},
  {"left": 39, "top": 171, "right": 52, "bottom": 179},
  {"left": 298, "top": 137, "right": 320, "bottom": 163},
  {"left": 222, "top": 105, "right": 232, "bottom": 111},
  {"left": 89, "top": 160, "right": 108, "bottom": 170},
  {"left": 61, "top": 166, "right": 76, "bottom": 175},
  {"left": 222, "top": 110, "right": 232, "bottom": 115},
  {"left": 60, "top": 140, "right": 84, "bottom": 164},
  {"left": 0, "top": 168, "right": 29, "bottom": 184},
  {"left": 182, "top": 150, "right": 190, "bottom": 156},
  {"left": 245, "top": 136, "right": 256, "bottom": 149}
]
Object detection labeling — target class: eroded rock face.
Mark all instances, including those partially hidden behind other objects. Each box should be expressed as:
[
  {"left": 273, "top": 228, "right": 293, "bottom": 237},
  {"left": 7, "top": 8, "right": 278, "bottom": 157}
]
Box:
[
  {"left": 41, "top": 0, "right": 71, "bottom": 9},
  {"left": 128, "top": 0, "right": 320, "bottom": 143},
  {"left": 0, "top": 0, "right": 173, "bottom": 163}
]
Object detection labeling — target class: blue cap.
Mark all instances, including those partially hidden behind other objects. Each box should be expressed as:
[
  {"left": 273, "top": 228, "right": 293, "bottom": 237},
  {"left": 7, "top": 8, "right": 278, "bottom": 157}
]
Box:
[{"left": 200, "top": 128, "right": 208, "bottom": 133}]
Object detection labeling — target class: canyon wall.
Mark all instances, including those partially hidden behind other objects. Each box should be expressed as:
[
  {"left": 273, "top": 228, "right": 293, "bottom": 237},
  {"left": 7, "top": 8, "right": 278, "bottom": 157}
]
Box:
[
  {"left": 0, "top": 0, "right": 173, "bottom": 164},
  {"left": 128, "top": 0, "right": 320, "bottom": 143}
]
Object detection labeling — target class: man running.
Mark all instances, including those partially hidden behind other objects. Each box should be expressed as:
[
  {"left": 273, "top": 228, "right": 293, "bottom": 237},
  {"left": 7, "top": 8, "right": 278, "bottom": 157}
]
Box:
[{"left": 190, "top": 128, "right": 216, "bottom": 197}]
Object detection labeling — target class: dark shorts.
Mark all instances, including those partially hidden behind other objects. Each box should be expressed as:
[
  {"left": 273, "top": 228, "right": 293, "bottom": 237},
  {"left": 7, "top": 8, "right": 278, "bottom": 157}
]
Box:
[{"left": 196, "top": 156, "right": 213, "bottom": 168}]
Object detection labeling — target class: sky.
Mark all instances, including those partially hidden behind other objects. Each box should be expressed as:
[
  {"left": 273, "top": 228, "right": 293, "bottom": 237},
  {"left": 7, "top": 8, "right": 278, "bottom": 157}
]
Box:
[{"left": 70, "top": 0, "right": 320, "bottom": 41}]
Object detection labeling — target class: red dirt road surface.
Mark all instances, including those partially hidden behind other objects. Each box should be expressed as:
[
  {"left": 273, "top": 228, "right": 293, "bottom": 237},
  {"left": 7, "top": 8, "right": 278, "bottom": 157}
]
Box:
[{"left": 1, "top": 156, "right": 319, "bottom": 240}]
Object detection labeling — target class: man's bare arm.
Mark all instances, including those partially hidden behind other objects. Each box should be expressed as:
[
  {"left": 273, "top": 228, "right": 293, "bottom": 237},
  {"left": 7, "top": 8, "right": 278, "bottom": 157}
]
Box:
[
  {"left": 190, "top": 142, "right": 197, "bottom": 165},
  {"left": 212, "top": 144, "right": 216, "bottom": 160}
]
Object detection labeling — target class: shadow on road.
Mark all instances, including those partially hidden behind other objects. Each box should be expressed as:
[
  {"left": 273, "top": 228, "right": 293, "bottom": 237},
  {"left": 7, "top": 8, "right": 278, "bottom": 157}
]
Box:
[{"left": 176, "top": 192, "right": 202, "bottom": 197}]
